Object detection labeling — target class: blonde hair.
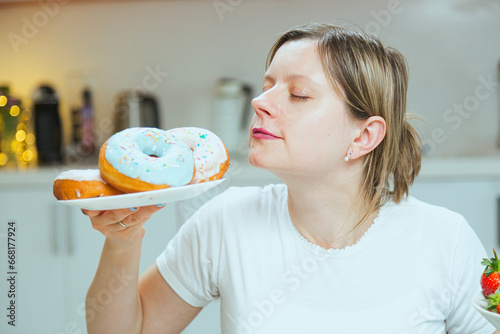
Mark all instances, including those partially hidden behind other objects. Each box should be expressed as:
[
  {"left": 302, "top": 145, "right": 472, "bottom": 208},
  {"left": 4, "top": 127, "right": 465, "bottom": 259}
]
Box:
[{"left": 267, "top": 23, "right": 422, "bottom": 219}]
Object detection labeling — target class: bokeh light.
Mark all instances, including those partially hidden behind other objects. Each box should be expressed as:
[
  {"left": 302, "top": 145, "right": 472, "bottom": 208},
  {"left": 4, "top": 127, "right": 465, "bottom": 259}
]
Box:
[
  {"left": 10, "top": 105, "right": 20, "bottom": 117},
  {"left": 0, "top": 153, "right": 7, "bottom": 166},
  {"left": 15, "top": 130, "right": 26, "bottom": 142},
  {"left": 22, "top": 150, "right": 33, "bottom": 162},
  {"left": 22, "top": 109, "right": 32, "bottom": 121},
  {"left": 26, "top": 133, "right": 35, "bottom": 145},
  {"left": 10, "top": 140, "right": 19, "bottom": 152}
]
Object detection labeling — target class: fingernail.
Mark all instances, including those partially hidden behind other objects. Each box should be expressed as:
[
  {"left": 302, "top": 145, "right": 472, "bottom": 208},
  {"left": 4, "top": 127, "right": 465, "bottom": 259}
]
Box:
[
  {"left": 156, "top": 203, "right": 166, "bottom": 207},
  {"left": 129, "top": 207, "right": 138, "bottom": 211}
]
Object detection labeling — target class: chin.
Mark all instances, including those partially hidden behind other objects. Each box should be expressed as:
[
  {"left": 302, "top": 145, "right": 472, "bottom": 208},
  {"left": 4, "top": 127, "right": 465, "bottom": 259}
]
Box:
[
  {"left": 248, "top": 148, "right": 261, "bottom": 168},
  {"left": 249, "top": 149, "right": 285, "bottom": 176},
  {"left": 248, "top": 146, "right": 271, "bottom": 170}
]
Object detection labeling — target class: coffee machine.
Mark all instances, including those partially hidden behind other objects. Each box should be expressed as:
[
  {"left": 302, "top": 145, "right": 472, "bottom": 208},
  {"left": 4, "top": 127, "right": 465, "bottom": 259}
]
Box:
[{"left": 113, "top": 90, "right": 160, "bottom": 133}]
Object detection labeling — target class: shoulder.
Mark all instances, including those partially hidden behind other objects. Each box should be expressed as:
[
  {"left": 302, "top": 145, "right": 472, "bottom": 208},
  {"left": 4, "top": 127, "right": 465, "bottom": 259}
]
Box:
[
  {"left": 385, "top": 195, "right": 467, "bottom": 229},
  {"left": 381, "top": 195, "right": 478, "bottom": 252},
  {"left": 382, "top": 195, "right": 488, "bottom": 281},
  {"left": 384, "top": 196, "right": 489, "bottom": 268}
]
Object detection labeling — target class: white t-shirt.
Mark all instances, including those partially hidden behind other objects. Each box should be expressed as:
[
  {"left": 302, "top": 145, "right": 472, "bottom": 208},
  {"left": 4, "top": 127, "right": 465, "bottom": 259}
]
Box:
[{"left": 156, "top": 184, "right": 495, "bottom": 334}]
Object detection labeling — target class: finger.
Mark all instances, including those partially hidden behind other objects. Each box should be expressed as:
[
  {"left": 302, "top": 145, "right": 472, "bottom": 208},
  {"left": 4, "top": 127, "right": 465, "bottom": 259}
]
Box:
[
  {"left": 116, "top": 215, "right": 148, "bottom": 233},
  {"left": 81, "top": 209, "right": 105, "bottom": 217},
  {"left": 90, "top": 203, "right": 167, "bottom": 238},
  {"left": 85, "top": 203, "right": 167, "bottom": 231},
  {"left": 114, "top": 222, "right": 146, "bottom": 241},
  {"left": 99, "top": 218, "right": 146, "bottom": 241},
  {"left": 103, "top": 208, "right": 153, "bottom": 235},
  {"left": 120, "top": 203, "right": 167, "bottom": 228},
  {"left": 139, "top": 203, "right": 167, "bottom": 215},
  {"left": 91, "top": 207, "right": 141, "bottom": 227}
]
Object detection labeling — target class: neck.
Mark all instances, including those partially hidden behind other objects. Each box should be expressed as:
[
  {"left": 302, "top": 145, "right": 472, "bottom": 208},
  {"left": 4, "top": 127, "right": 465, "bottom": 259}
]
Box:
[{"left": 282, "top": 170, "right": 376, "bottom": 250}]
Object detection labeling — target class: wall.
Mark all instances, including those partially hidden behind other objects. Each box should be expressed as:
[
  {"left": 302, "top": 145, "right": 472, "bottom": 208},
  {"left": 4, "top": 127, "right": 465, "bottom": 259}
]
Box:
[{"left": 1, "top": 0, "right": 499, "bottom": 157}]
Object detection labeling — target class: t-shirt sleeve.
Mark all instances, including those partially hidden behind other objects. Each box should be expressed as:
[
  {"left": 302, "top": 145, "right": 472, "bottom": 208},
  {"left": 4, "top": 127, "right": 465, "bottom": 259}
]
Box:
[
  {"left": 155, "top": 199, "right": 223, "bottom": 308},
  {"left": 446, "top": 217, "right": 496, "bottom": 334}
]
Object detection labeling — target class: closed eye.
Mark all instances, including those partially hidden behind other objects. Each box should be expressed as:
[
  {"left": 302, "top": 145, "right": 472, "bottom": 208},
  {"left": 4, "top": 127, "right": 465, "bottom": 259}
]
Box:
[{"left": 290, "top": 94, "right": 309, "bottom": 101}]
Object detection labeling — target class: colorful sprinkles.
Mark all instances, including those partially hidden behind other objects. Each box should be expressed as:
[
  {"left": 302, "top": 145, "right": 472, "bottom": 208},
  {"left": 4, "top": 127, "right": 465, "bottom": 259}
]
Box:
[
  {"left": 169, "top": 127, "right": 228, "bottom": 183},
  {"left": 104, "top": 127, "right": 195, "bottom": 186}
]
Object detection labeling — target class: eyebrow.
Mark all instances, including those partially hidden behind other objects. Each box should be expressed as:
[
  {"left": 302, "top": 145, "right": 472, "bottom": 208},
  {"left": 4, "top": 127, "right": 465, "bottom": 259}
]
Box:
[{"left": 263, "top": 73, "right": 317, "bottom": 85}]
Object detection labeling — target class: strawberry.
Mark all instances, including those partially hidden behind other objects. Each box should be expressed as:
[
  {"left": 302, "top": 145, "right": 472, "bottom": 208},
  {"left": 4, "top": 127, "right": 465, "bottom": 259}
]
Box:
[
  {"left": 481, "top": 249, "right": 500, "bottom": 297},
  {"left": 486, "top": 292, "right": 500, "bottom": 313}
]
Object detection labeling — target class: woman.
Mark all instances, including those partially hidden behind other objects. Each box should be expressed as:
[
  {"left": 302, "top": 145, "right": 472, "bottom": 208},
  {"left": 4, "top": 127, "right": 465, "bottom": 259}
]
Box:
[{"left": 84, "top": 23, "right": 496, "bottom": 333}]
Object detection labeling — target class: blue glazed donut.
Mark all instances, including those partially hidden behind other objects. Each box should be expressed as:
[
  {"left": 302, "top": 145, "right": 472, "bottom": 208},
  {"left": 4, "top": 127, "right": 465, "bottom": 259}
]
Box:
[{"left": 99, "top": 127, "right": 195, "bottom": 193}]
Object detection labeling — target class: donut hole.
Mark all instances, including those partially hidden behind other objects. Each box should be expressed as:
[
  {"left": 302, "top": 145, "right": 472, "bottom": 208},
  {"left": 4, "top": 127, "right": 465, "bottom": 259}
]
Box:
[{"left": 149, "top": 154, "right": 159, "bottom": 158}]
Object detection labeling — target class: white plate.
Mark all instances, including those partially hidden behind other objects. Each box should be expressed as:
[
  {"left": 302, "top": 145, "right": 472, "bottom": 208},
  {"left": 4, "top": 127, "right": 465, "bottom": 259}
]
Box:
[
  {"left": 57, "top": 179, "right": 226, "bottom": 210},
  {"left": 472, "top": 290, "right": 500, "bottom": 329}
]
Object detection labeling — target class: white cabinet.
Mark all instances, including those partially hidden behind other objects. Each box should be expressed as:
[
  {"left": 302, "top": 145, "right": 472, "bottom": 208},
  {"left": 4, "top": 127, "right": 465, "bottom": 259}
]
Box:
[
  {"left": 0, "top": 169, "right": 178, "bottom": 334},
  {"left": 0, "top": 190, "right": 68, "bottom": 334},
  {"left": 410, "top": 180, "right": 500, "bottom": 256}
]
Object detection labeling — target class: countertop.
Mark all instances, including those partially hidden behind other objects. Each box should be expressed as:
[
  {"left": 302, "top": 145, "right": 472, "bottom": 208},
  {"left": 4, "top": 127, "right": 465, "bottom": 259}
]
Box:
[
  {"left": 0, "top": 159, "right": 281, "bottom": 189},
  {"left": 3, "top": 156, "right": 500, "bottom": 188},
  {"left": 416, "top": 156, "right": 500, "bottom": 181}
]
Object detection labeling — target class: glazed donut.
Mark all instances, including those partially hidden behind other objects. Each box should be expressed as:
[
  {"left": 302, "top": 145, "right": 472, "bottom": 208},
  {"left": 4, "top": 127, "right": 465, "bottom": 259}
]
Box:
[
  {"left": 53, "top": 169, "right": 124, "bottom": 200},
  {"left": 169, "top": 127, "right": 230, "bottom": 183},
  {"left": 99, "top": 127, "right": 196, "bottom": 193}
]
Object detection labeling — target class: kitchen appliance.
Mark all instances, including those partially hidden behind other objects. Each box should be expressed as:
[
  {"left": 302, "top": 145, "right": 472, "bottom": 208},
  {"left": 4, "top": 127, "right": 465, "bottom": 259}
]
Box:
[
  {"left": 113, "top": 90, "right": 160, "bottom": 132},
  {"left": 80, "top": 88, "right": 95, "bottom": 155},
  {"left": 33, "top": 84, "right": 62, "bottom": 164},
  {"left": 212, "top": 78, "right": 253, "bottom": 154}
]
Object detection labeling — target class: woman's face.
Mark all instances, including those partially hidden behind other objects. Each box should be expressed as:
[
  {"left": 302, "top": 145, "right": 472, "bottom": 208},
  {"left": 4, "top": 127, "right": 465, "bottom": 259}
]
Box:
[{"left": 248, "top": 39, "right": 357, "bottom": 177}]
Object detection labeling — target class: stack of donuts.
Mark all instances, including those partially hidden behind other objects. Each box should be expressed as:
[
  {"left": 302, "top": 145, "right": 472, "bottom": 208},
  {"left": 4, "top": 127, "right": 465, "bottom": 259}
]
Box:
[{"left": 53, "top": 127, "right": 230, "bottom": 200}]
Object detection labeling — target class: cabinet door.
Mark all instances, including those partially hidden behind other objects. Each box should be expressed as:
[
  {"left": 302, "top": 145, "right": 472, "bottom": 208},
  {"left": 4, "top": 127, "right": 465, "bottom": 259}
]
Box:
[
  {"left": 0, "top": 191, "right": 66, "bottom": 334},
  {"left": 410, "top": 181, "right": 498, "bottom": 254},
  {"left": 53, "top": 205, "right": 105, "bottom": 334},
  {"left": 61, "top": 203, "right": 178, "bottom": 333}
]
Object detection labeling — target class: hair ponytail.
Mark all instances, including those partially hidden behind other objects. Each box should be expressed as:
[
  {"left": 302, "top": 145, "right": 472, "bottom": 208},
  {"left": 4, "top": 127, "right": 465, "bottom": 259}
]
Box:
[{"left": 391, "top": 119, "right": 422, "bottom": 203}]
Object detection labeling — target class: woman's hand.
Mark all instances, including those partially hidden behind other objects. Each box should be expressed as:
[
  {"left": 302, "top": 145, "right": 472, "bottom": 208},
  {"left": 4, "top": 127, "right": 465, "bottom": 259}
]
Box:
[{"left": 81, "top": 203, "right": 166, "bottom": 249}]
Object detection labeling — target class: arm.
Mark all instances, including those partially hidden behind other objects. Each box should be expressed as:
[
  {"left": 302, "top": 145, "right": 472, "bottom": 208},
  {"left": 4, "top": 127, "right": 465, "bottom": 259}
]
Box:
[
  {"left": 84, "top": 205, "right": 200, "bottom": 334},
  {"left": 138, "top": 263, "right": 202, "bottom": 333}
]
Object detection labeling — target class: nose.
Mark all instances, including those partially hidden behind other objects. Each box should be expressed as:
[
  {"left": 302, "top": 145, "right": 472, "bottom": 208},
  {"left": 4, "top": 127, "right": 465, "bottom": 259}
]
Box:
[{"left": 251, "top": 90, "right": 279, "bottom": 119}]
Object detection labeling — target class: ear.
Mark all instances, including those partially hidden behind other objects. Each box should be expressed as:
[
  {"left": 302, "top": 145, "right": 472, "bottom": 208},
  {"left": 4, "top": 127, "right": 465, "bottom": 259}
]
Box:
[{"left": 350, "top": 116, "right": 386, "bottom": 159}]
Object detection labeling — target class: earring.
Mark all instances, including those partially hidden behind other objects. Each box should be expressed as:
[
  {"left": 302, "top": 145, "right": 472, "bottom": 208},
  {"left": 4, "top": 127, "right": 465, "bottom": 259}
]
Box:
[{"left": 344, "top": 151, "right": 352, "bottom": 162}]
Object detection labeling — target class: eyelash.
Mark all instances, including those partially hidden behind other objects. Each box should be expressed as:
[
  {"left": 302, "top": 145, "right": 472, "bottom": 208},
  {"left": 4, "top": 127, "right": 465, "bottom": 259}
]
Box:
[
  {"left": 261, "top": 85, "right": 309, "bottom": 101},
  {"left": 290, "top": 94, "right": 309, "bottom": 101}
]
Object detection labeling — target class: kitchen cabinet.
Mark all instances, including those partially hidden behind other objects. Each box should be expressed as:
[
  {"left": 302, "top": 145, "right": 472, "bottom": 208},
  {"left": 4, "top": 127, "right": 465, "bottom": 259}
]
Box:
[
  {"left": 410, "top": 180, "right": 500, "bottom": 256},
  {"left": 0, "top": 168, "right": 178, "bottom": 334},
  {"left": 0, "top": 189, "right": 69, "bottom": 334}
]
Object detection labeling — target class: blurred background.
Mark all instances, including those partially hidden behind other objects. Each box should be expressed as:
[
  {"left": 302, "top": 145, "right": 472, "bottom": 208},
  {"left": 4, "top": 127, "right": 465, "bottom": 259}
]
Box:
[{"left": 0, "top": 0, "right": 499, "bottom": 333}]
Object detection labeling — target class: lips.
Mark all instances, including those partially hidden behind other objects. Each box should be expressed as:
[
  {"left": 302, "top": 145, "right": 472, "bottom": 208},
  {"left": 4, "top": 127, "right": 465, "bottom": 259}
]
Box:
[{"left": 252, "top": 127, "right": 281, "bottom": 140}]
